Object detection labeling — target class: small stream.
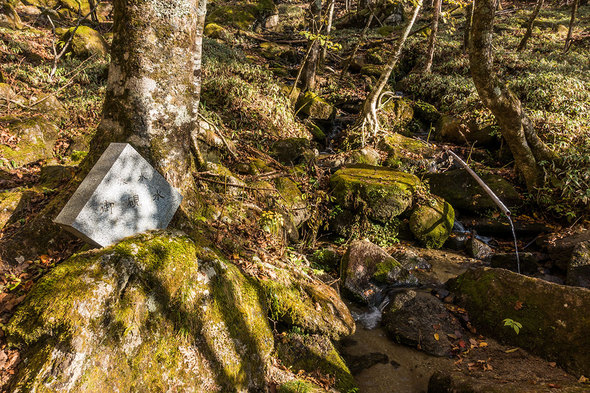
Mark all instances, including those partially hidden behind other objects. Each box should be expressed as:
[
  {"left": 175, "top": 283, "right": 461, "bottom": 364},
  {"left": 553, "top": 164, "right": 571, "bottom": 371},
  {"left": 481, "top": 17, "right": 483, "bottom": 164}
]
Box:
[{"left": 341, "top": 322, "right": 452, "bottom": 393}]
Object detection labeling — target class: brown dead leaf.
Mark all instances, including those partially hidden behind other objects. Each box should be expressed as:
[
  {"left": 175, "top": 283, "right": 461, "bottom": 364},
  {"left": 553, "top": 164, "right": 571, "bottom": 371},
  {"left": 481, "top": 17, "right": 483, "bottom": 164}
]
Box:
[
  {"left": 514, "top": 300, "right": 523, "bottom": 310},
  {"left": 547, "top": 383, "right": 561, "bottom": 389},
  {"left": 578, "top": 375, "right": 589, "bottom": 384},
  {"left": 434, "top": 333, "right": 440, "bottom": 341},
  {"left": 549, "top": 362, "right": 557, "bottom": 368}
]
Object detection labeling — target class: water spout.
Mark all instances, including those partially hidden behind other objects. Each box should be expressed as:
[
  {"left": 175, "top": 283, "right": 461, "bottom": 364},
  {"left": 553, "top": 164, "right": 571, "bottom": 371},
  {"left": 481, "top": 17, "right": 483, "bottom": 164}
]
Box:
[{"left": 445, "top": 148, "right": 521, "bottom": 273}]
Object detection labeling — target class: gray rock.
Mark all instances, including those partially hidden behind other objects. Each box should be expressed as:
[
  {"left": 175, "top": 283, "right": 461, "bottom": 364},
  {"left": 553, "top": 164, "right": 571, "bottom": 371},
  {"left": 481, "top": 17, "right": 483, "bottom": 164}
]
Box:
[
  {"left": 490, "top": 252, "right": 543, "bottom": 274},
  {"left": 540, "top": 229, "right": 590, "bottom": 271},
  {"left": 341, "top": 240, "right": 416, "bottom": 303},
  {"left": 55, "top": 143, "right": 183, "bottom": 247},
  {"left": 466, "top": 237, "right": 493, "bottom": 260},
  {"left": 426, "top": 170, "right": 521, "bottom": 215},
  {"left": 0, "top": 116, "right": 59, "bottom": 166},
  {"left": 566, "top": 241, "right": 590, "bottom": 288},
  {"left": 449, "top": 267, "right": 590, "bottom": 377},
  {"left": 270, "top": 138, "right": 311, "bottom": 165},
  {"left": 382, "top": 289, "right": 465, "bottom": 357}
]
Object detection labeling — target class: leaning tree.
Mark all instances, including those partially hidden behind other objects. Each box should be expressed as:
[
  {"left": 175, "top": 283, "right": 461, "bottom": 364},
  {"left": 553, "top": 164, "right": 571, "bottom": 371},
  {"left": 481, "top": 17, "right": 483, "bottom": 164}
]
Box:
[
  {"left": 353, "top": 0, "right": 423, "bottom": 144},
  {"left": 470, "top": 0, "right": 556, "bottom": 191},
  {"left": 0, "top": 0, "right": 208, "bottom": 265}
]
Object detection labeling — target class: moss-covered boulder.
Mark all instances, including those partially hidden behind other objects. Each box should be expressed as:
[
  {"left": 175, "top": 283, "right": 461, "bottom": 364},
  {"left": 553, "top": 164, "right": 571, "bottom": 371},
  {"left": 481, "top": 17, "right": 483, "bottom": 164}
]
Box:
[
  {"left": 426, "top": 169, "right": 521, "bottom": 215},
  {"left": 566, "top": 241, "right": 590, "bottom": 288},
  {"left": 409, "top": 198, "right": 455, "bottom": 249},
  {"left": 360, "top": 64, "right": 385, "bottom": 78},
  {"left": 413, "top": 100, "right": 441, "bottom": 125},
  {"left": 203, "top": 22, "right": 231, "bottom": 41},
  {"left": 29, "top": 93, "right": 68, "bottom": 120},
  {"left": 207, "top": 0, "right": 276, "bottom": 30},
  {"left": 0, "top": 1, "right": 22, "bottom": 29},
  {"left": 296, "top": 91, "right": 335, "bottom": 120},
  {"left": 341, "top": 240, "right": 416, "bottom": 303},
  {"left": 273, "top": 176, "right": 310, "bottom": 227},
  {"left": 0, "top": 190, "right": 23, "bottom": 229},
  {"left": 435, "top": 116, "right": 498, "bottom": 146},
  {"left": 260, "top": 42, "right": 297, "bottom": 62},
  {"left": 380, "top": 132, "right": 435, "bottom": 172},
  {"left": 59, "top": 26, "right": 109, "bottom": 58},
  {"left": 0, "top": 83, "right": 25, "bottom": 104},
  {"left": 277, "top": 333, "right": 356, "bottom": 392},
  {"left": 271, "top": 138, "right": 311, "bottom": 165},
  {"left": 379, "top": 97, "right": 414, "bottom": 128},
  {"left": 6, "top": 231, "right": 274, "bottom": 392},
  {"left": 257, "top": 261, "right": 355, "bottom": 339},
  {"left": 0, "top": 116, "right": 59, "bottom": 166},
  {"left": 449, "top": 267, "right": 590, "bottom": 377},
  {"left": 330, "top": 164, "right": 422, "bottom": 224}
]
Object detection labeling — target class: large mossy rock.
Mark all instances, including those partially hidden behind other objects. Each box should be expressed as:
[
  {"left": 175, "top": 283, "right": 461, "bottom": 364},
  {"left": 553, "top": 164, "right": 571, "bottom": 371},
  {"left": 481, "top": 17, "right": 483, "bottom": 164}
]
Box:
[
  {"left": 341, "top": 239, "right": 415, "bottom": 303},
  {"left": 0, "top": 190, "right": 23, "bottom": 229},
  {"left": 330, "top": 164, "right": 421, "bottom": 224},
  {"left": 273, "top": 176, "right": 310, "bottom": 228},
  {"left": 277, "top": 333, "right": 356, "bottom": 392},
  {"left": 258, "top": 261, "right": 355, "bottom": 339},
  {"left": 426, "top": 169, "right": 521, "bottom": 215},
  {"left": 58, "top": 26, "right": 109, "bottom": 58},
  {"left": 409, "top": 198, "right": 455, "bottom": 249},
  {"left": 449, "top": 267, "right": 590, "bottom": 377},
  {"left": 0, "top": 1, "right": 22, "bottom": 29},
  {"left": 295, "top": 91, "right": 335, "bottom": 120},
  {"left": 567, "top": 241, "right": 590, "bottom": 288},
  {"left": 380, "top": 132, "right": 435, "bottom": 172},
  {"left": 0, "top": 116, "right": 59, "bottom": 166},
  {"left": 6, "top": 231, "right": 274, "bottom": 392}
]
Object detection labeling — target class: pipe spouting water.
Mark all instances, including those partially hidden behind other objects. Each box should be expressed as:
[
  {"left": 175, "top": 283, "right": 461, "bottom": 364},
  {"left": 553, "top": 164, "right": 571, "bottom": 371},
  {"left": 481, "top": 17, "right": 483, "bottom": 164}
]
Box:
[{"left": 445, "top": 148, "right": 521, "bottom": 274}]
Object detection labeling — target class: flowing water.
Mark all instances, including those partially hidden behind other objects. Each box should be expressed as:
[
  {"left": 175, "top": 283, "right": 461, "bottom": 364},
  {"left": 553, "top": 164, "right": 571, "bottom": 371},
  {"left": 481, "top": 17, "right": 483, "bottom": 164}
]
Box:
[{"left": 507, "top": 215, "right": 521, "bottom": 274}]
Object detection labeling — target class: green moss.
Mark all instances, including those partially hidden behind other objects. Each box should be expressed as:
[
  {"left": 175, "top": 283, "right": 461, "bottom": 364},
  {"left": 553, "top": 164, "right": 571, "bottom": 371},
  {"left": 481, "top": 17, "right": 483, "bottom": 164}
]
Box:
[
  {"left": 374, "top": 258, "right": 403, "bottom": 283},
  {"left": 409, "top": 198, "right": 454, "bottom": 249},
  {"left": 277, "top": 333, "right": 356, "bottom": 393},
  {"left": 207, "top": 5, "right": 256, "bottom": 30},
  {"left": 7, "top": 231, "right": 274, "bottom": 391},
  {"left": 330, "top": 164, "right": 421, "bottom": 223},
  {"left": 279, "top": 380, "right": 320, "bottom": 393},
  {"left": 257, "top": 263, "right": 354, "bottom": 339},
  {"left": 295, "top": 91, "right": 335, "bottom": 120},
  {"left": 204, "top": 22, "right": 229, "bottom": 40},
  {"left": 59, "top": 26, "right": 108, "bottom": 58},
  {"left": 450, "top": 267, "right": 590, "bottom": 376}
]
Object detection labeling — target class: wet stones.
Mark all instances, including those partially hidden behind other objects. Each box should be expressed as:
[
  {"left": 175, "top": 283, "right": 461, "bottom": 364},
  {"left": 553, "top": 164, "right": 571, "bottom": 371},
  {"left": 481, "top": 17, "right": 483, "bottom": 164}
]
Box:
[{"left": 382, "top": 289, "right": 466, "bottom": 357}]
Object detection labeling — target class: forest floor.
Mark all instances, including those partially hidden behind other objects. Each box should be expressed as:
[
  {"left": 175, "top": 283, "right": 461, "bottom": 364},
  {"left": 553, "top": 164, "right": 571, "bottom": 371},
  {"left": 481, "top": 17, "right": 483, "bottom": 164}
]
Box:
[{"left": 0, "top": 0, "right": 589, "bottom": 391}]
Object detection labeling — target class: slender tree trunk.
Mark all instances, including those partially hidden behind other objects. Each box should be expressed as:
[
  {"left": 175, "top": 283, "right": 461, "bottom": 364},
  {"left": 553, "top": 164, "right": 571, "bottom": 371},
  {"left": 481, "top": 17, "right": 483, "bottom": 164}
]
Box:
[
  {"left": 320, "top": 0, "right": 335, "bottom": 66},
  {"left": 463, "top": 1, "right": 473, "bottom": 53},
  {"left": 340, "top": 13, "right": 374, "bottom": 78},
  {"left": 0, "top": 0, "right": 208, "bottom": 264},
  {"left": 564, "top": 0, "right": 579, "bottom": 53},
  {"left": 302, "top": 0, "right": 322, "bottom": 91},
  {"left": 470, "top": 0, "right": 554, "bottom": 191},
  {"left": 355, "top": 0, "right": 422, "bottom": 142},
  {"left": 423, "top": 0, "right": 441, "bottom": 73},
  {"left": 517, "top": 0, "right": 544, "bottom": 51}
]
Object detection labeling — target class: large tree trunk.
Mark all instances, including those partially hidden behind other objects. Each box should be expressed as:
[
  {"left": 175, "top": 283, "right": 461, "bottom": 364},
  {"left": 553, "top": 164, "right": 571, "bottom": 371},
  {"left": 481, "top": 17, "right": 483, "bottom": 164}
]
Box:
[
  {"left": 423, "top": 0, "right": 441, "bottom": 72},
  {"left": 470, "top": 0, "right": 554, "bottom": 191},
  {"left": 354, "top": 0, "right": 422, "bottom": 143},
  {"left": 0, "top": 0, "right": 207, "bottom": 265},
  {"left": 517, "top": 0, "right": 544, "bottom": 51}
]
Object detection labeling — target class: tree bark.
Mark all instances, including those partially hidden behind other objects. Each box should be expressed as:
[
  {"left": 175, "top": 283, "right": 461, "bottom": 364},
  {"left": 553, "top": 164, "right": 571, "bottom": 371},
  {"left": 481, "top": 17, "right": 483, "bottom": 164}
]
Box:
[
  {"left": 355, "top": 0, "right": 422, "bottom": 142},
  {"left": 463, "top": 2, "right": 473, "bottom": 53},
  {"left": 517, "top": 0, "right": 544, "bottom": 51},
  {"left": 0, "top": 0, "right": 208, "bottom": 264},
  {"left": 320, "top": 0, "right": 335, "bottom": 66},
  {"left": 423, "top": 0, "right": 441, "bottom": 72},
  {"left": 302, "top": 0, "right": 322, "bottom": 91},
  {"left": 564, "top": 0, "right": 579, "bottom": 53},
  {"left": 470, "top": 0, "right": 554, "bottom": 191}
]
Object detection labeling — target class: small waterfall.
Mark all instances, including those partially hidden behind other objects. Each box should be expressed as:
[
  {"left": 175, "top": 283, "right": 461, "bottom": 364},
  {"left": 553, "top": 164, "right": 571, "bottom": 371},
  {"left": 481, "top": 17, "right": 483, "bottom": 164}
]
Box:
[
  {"left": 446, "top": 148, "right": 521, "bottom": 273},
  {"left": 351, "top": 295, "right": 390, "bottom": 330},
  {"left": 507, "top": 215, "right": 521, "bottom": 274}
]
